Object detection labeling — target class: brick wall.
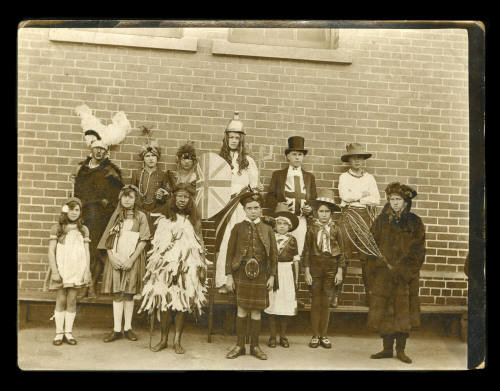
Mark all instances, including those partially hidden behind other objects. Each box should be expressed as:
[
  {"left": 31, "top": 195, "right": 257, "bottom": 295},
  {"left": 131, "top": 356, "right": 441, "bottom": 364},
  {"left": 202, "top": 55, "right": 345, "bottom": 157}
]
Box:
[{"left": 17, "top": 27, "right": 469, "bottom": 306}]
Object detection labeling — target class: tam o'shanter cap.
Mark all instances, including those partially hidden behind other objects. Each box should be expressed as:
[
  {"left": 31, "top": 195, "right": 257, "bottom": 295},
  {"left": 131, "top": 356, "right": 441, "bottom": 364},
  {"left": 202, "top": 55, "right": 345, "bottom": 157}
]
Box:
[
  {"left": 225, "top": 111, "right": 245, "bottom": 134},
  {"left": 312, "top": 188, "right": 341, "bottom": 212},
  {"left": 341, "top": 143, "right": 372, "bottom": 162},
  {"left": 285, "top": 136, "right": 308, "bottom": 155},
  {"left": 239, "top": 190, "right": 263, "bottom": 207}
]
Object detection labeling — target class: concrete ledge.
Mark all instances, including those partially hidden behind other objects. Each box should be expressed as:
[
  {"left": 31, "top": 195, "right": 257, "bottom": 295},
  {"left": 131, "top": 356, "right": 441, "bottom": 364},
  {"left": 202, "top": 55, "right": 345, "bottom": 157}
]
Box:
[
  {"left": 212, "top": 39, "right": 352, "bottom": 64},
  {"left": 49, "top": 28, "right": 198, "bottom": 52}
]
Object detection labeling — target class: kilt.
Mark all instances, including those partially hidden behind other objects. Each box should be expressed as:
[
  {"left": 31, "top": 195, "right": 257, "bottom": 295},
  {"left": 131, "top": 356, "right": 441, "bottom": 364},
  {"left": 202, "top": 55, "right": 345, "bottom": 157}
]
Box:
[{"left": 234, "top": 260, "right": 269, "bottom": 310}]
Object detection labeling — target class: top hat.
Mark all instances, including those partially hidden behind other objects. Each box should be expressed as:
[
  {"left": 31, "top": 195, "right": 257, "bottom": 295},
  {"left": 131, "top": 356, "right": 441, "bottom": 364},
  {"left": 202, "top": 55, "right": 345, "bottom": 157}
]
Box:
[
  {"left": 312, "top": 188, "right": 341, "bottom": 212},
  {"left": 285, "top": 136, "right": 308, "bottom": 155},
  {"left": 225, "top": 111, "right": 245, "bottom": 134},
  {"left": 385, "top": 182, "right": 417, "bottom": 201},
  {"left": 341, "top": 143, "right": 372, "bottom": 162},
  {"left": 274, "top": 203, "right": 299, "bottom": 232}
]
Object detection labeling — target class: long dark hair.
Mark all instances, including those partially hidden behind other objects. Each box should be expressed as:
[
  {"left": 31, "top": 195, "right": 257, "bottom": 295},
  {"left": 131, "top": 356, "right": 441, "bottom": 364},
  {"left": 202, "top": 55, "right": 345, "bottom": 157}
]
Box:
[
  {"left": 56, "top": 201, "right": 86, "bottom": 238},
  {"left": 219, "top": 132, "right": 249, "bottom": 174},
  {"left": 161, "top": 189, "right": 200, "bottom": 228}
]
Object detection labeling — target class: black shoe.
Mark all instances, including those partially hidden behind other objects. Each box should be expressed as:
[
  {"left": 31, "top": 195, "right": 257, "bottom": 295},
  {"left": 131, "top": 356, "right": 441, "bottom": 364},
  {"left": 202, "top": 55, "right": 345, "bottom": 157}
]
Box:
[
  {"left": 53, "top": 334, "right": 64, "bottom": 346},
  {"left": 250, "top": 345, "right": 267, "bottom": 360},
  {"left": 370, "top": 350, "right": 393, "bottom": 359},
  {"left": 309, "top": 336, "right": 320, "bottom": 348},
  {"left": 396, "top": 350, "right": 412, "bottom": 364},
  {"left": 124, "top": 329, "right": 138, "bottom": 341},
  {"left": 279, "top": 337, "right": 289, "bottom": 348},
  {"left": 268, "top": 337, "right": 277, "bottom": 348},
  {"left": 319, "top": 337, "right": 332, "bottom": 349},
  {"left": 63, "top": 333, "right": 77, "bottom": 345},
  {"left": 104, "top": 331, "right": 122, "bottom": 343},
  {"left": 226, "top": 345, "right": 246, "bottom": 359}
]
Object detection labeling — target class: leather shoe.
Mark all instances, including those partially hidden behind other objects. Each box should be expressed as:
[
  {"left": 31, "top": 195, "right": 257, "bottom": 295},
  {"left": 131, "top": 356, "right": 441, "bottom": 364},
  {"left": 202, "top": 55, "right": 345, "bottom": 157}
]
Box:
[
  {"left": 320, "top": 337, "right": 332, "bottom": 349},
  {"left": 103, "top": 331, "right": 122, "bottom": 343},
  {"left": 226, "top": 345, "right": 246, "bottom": 359},
  {"left": 267, "top": 337, "right": 277, "bottom": 348},
  {"left": 53, "top": 334, "right": 64, "bottom": 346},
  {"left": 63, "top": 333, "right": 77, "bottom": 345},
  {"left": 309, "top": 336, "right": 320, "bottom": 348},
  {"left": 250, "top": 346, "right": 267, "bottom": 360},
  {"left": 124, "top": 329, "right": 138, "bottom": 341},
  {"left": 279, "top": 337, "right": 289, "bottom": 348}
]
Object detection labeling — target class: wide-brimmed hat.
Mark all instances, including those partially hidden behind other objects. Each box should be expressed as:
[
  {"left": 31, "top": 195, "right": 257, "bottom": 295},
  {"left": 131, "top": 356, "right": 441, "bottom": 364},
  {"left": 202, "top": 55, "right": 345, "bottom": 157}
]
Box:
[
  {"left": 341, "top": 143, "right": 372, "bottom": 162},
  {"left": 385, "top": 182, "right": 417, "bottom": 202},
  {"left": 312, "top": 188, "right": 341, "bottom": 212},
  {"left": 225, "top": 111, "right": 245, "bottom": 135},
  {"left": 285, "top": 136, "right": 308, "bottom": 155},
  {"left": 274, "top": 203, "right": 299, "bottom": 232}
]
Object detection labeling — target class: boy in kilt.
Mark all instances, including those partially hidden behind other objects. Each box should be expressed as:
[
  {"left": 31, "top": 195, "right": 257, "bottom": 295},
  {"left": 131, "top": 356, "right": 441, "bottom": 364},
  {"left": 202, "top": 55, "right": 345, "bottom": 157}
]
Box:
[{"left": 224, "top": 192, "right": 278, "bottom": 360}]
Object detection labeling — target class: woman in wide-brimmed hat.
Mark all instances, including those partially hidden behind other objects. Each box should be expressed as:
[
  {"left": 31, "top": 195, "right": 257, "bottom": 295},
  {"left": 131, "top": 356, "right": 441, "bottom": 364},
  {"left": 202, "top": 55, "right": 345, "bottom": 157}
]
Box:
[
  {"left": 367, "top": 182, "right": 425, "bottom": 364},
  {"left": 336, "top": 143, "right": 380, "bottom": 307},
  {"left": 264, "top": 203, "right": 300, "bottom": 349}
]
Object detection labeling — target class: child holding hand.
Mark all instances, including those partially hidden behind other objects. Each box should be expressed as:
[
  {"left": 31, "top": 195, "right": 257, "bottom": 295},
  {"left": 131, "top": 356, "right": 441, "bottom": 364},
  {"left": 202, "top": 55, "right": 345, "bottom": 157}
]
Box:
[{"left": 47, "top": 197, "right": 91, "bottom": 346}]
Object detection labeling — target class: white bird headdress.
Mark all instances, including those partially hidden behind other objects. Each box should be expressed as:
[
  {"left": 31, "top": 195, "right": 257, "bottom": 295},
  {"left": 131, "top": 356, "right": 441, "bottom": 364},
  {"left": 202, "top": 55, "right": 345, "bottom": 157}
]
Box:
[{"left": 75, "top": 104, "right": 132, "bottom": 148}]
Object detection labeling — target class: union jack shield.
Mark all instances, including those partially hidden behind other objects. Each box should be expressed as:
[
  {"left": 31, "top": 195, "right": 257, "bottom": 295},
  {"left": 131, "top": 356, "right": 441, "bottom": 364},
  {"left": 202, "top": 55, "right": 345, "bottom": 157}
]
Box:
[{"left": 195, "top": 152, "right": 232, "bottom": 220}]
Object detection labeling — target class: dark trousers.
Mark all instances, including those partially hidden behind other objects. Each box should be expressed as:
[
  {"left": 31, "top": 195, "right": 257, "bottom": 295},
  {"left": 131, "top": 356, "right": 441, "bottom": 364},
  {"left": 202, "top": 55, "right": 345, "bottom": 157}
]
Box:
[{"left": 310, "top": 255, "right": 339, "bottom": 336}]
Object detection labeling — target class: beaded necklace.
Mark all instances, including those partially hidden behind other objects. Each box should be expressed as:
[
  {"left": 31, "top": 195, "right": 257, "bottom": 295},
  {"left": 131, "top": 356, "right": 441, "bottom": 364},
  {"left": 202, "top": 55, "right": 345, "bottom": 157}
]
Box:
[
  {"left": 347, "top": 168, "right": 365, "bottom": 178},
  {"left": 138, "top": 168, "right": 155, "bottom": 204}
]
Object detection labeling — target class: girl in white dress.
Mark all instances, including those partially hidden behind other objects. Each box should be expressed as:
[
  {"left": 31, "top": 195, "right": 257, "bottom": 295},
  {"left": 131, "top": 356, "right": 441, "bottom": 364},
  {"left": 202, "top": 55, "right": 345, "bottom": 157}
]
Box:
[
  {"left": 214, "top": 112, "right": 263, "bottom": 292},
  {"left": 47, "top": 197, "right": 91, "bottom": 346}
]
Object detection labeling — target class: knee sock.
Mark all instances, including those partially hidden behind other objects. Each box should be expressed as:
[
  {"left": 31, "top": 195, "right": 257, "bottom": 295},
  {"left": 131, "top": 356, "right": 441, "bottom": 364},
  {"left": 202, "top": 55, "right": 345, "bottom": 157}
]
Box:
[
  {"left": 123, "top": 300, "right": 134, "bottom": 331},
  {"left": 113, "top": 301, "right": 124, "bottom": 332},
  {"left": 54, "top": 311, "right": 65, "bottom": 339},
  {"left": 279, "top": 316, "right": 288, "bottom": 338},
  {"left": 236, "top": 316, "right": 246, "bottom": 348},
  {"left": 250, "top": 319, "right": 261, "bottom": 348},
  {"left": 64, "top": 311, "right": 76, "bottom": 336}
]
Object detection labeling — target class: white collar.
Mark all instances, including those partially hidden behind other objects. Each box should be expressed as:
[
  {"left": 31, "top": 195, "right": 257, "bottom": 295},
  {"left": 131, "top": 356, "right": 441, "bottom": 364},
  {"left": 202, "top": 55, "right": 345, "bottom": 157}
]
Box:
[
  {"left": 275, "top": 232, "right": 289, "bottom": 240},
  {"left": 287, "top": 165, "right": 302, "bottom": 174},
  {"left": 244, "top": 217, "right": 261, "bottom": 225}
]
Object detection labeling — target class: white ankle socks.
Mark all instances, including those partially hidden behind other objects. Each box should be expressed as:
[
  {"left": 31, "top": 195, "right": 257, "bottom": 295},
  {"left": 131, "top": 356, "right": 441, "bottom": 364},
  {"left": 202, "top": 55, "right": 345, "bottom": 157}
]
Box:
[
  {"left": 113, "top": 301, "right": 124, "bottom": 332},
  {"left": 123, "top": 300, "right": 134, "bottom": 331}
]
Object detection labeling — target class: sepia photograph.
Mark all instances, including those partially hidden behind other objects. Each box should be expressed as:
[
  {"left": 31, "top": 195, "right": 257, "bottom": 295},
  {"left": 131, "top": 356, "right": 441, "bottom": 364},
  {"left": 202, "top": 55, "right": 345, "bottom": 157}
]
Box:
[{"left": 17, "top": 20, "right": 485, "bottom": 371}]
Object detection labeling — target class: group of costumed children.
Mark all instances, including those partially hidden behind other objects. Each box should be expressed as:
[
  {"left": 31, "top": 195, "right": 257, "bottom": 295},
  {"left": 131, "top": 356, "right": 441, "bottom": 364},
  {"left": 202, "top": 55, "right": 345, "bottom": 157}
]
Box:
[{"left": 47, "top": 111, "right": 424, "bottom": 364}]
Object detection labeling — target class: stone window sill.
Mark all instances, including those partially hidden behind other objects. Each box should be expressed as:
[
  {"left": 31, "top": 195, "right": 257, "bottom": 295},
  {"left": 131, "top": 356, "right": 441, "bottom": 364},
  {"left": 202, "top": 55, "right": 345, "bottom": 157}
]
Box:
[
  {"left": 211, "top": 39, "right": 352, "bottom": 64},
  {"left": 48, "top": 28, "right": 198, "bottom": 52}
]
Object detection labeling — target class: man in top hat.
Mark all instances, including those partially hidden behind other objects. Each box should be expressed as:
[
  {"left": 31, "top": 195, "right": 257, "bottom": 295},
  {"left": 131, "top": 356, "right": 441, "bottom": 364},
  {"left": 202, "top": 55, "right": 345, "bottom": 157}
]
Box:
[
  {"left": 74, "top": 138, "right": 124, "bottom": 298},
  {"left": 336, "top": 143, "right": 380, "bottom": 307},
  {"left": 266, "top": 136, "right": 317, "bottom": 260}
]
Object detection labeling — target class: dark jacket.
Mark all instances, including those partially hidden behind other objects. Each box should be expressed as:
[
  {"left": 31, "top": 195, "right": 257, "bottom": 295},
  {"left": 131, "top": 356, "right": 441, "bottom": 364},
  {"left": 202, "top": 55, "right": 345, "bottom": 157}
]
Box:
[
  {"left": 225, "top": 220, "right": 278, "bottom": 279},
  {"left": 302, "top": 219, "right": 346, "bottom": 268},
  {"left": 130, "top": 168, "right": 168, "bottom": 213},
  {"left": 370, "top": 203, "right": 426, "bottom": 287},
  {"left": 266, "top": 167, "right": 317, "bottom": 212},
  {"left": 74, "top": 157, "right": 123, "bottom": 210}
]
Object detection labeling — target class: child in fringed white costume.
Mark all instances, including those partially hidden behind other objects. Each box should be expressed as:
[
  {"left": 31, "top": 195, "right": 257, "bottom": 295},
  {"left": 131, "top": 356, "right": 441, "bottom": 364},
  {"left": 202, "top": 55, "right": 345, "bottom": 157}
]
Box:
[
  {"left": 46, "top": 197, "right": 91, "bottom": 346},
  {"left": 139, "top": 183, "right": 210, "bottom": 354},
  {"left": 98, "top": 185, "right": 151, "bottom": 343},
  {"left": 264, "top": 203, "right": 300, "bottom": 349}
]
